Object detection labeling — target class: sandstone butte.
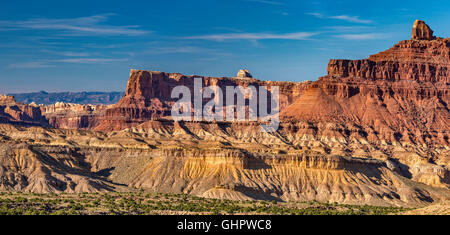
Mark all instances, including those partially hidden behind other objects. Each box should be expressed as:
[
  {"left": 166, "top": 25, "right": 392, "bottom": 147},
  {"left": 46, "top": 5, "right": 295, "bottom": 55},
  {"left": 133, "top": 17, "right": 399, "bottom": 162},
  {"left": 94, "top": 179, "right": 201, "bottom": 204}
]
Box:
[{"left": 0, "top": 20, "right": 448, "bottom": 209}]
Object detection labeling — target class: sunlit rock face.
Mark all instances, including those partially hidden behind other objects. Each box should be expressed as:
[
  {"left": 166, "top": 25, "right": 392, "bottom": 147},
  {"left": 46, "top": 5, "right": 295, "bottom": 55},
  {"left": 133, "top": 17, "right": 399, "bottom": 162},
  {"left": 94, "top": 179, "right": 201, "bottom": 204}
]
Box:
[
  {"left": 237, "top": 69, "right": 253, "bottom": 78},
  {"left": 412, "top": 20, "right": 434, "bottom": 40},
  {"left": 94, "top": 70, "right": 308, "bottom": 131}
]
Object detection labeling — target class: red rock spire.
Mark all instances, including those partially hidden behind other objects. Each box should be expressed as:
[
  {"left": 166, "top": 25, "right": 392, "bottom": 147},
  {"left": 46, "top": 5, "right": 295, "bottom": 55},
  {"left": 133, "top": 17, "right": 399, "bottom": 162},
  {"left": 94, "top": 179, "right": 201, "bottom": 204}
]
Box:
[{"left": 412, "top": 20, "right": 434, "bottom": 40}]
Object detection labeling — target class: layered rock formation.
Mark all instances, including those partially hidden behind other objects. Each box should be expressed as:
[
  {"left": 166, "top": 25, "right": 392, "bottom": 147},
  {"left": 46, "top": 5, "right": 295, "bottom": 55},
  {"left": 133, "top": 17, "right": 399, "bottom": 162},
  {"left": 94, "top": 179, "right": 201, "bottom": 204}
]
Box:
[
  {"left": 0, "top": 123, "right": 448, "bottom": 206},
  {"left": 0, "top": 95, "right": 48, "bottom": 127},
  {"left": 9, "top": 91, "right": 124, "bottom": 105},
  {"left": 42, "top": 102, "right": 108, "bottom": 129},
  {"left": 280, "top": 21, "right": 449, "bottom": 192},
  {"left": 327, "top": 39, "right": 449, "bottom": 82},
  {"left": 0, "top": 95, "right": 108, "bottom": 130},
  {"left": 95, "top": 69, "right": 307, "bottom": 131},
  {"left": 284, "top": 20, "right": 449, "bottom": 146}
]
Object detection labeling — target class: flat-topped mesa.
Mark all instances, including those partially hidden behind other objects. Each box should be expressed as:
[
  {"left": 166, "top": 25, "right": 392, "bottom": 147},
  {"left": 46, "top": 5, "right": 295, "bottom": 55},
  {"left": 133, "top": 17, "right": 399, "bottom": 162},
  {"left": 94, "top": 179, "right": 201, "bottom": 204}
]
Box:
[
  {"left": 412, "top": 20, "right": 434, "bottom": 40},
  {"left": 327, "top": 21, "right": 449, "bottom": 82},
  {"left": 94, "top": 69, "right": 308, "bottom": 131},
  {"left": 120, "top": 70, "right": 306, "bottom": 104}
]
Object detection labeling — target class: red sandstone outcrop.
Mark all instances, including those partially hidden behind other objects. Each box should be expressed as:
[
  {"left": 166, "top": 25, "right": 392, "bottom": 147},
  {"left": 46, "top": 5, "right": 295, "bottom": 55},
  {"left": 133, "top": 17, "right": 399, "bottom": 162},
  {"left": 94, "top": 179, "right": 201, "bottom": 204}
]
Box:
[
  {"left": 0, "top": 95, "right": 48, "bottom": 126},
  {"left": 42, "top": 102, "right": 108, "bottom": 129},
  {"left": 95, "top": 20, "right": 449, "bottom": 150},
  {"left": 282, "top": 20, "right": 449, "bottom": 146},
  {"left": 0, "top": 95, "right": 109, "bottom": 129},
  {"left": 327, "top": 38, "right": 449, "bottom": 82},
  {"left": 95, "top": 70, "right": 308, "bottom": 131}
]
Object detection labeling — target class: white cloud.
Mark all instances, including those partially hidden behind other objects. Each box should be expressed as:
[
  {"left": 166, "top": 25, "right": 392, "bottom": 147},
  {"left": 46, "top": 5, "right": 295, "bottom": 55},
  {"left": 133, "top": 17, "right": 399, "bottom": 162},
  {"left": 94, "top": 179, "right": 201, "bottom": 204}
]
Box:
[
  {"left": 0, "top": 14, "right": 149, "bottom": 36},
  {"left": 324, "top": 26, "right": 372, "bottom": 32},
  {"left": 61, "top": 52, "right": 91, "bottom": 57},
  {"left": 184, "top": 32, "right": 317, "bottom": 41},
  {"left": 245, "top": 0, "right": 285, "bottom": 5},
  {"left": 143, "top": 46, "right": 233, "bottom": 57},
  {"left": 8, "top": 61, "right": 52, "bottom": 68},
  {"left": 40, "top": 49, "right": 92, "bottom": 57},
  {"left": 57, "top": 58, "right": 127, "bottom": 64},
  {"left": 8, "top": 57, "right": 127, "bottom": 69},
  {"left": 149, "top": 46, "right": 205, "bottom": 54},
  {"left": 333, "top": 33, "right": 385, "bottom": 40},
  {"left": 306, "top": 12, "right": 325, "bottom": 18},
  {"left": 328, "top": 15, "right": 373, "bottom": 24},
  {"left": 307, "top": 13, "right": 373, "bottom": 24}
]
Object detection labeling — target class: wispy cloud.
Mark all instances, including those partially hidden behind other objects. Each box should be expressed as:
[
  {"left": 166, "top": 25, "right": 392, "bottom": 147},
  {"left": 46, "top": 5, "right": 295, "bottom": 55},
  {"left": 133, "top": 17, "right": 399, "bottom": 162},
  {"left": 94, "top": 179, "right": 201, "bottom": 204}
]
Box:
[
  {"left": 8, "top": 57, "right": 127, "bottom": 69},
  {"left": 61, "top": 52, "right": 91, "bottom": 57},
  {"left": 307, "top": 13, "right": 373, "bottom": 24},
  {"left": 40, "top": 49, "right": 93, "bottom": 57},
  {"left": 151, "top": 46, "right": 206, "bottom": 54},
  {"left": 329, "top": 15, "right": 373, "bottom": 24},
  {"left": 8, "top": 61, "right": 53, "bottom": 69},
  {"left": 0, "top": 14, "right": 149, "bottom": 36},
  {"left": 144, "top": 46, "right": 232, "bottom": 57},
  {"left": 147, "top": 46, "right": 210, "bottom": 54},
  {"left": 245, "top": 0, "right": 285, "bottom": 5},
  {"left": 307, "top": 12, "right": 325, "bottom": 18},
  {"left": 184, "top": 32, "right": 317, "bottom": 41},
  {"left": 324, "top": 26, "right": 372, "bottom": 32},
  {"left": 57, "top": 58, "right": 127, "bottom": 64},
  {"left": 333, "top": 33, "right": 385, "bottom": 40}
]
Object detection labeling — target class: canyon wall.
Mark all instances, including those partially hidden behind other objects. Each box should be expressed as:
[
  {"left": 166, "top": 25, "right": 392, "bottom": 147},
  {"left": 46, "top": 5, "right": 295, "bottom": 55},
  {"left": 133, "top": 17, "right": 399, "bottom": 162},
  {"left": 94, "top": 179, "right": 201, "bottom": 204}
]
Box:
[
  {"left": 42, "top": 102, "right": 109, "bottom": 129},
  {"left": 94, "top": 70, "right": 309, "bottom": 131},
  {"left": 0, "top": 123, "right": 448, "bottom": 206},
  {"left": 0, "top": 95, "right": 48, "bottom": 127},
  {"left": 282, "top": 28, "right": 449, "bottom": 146}
]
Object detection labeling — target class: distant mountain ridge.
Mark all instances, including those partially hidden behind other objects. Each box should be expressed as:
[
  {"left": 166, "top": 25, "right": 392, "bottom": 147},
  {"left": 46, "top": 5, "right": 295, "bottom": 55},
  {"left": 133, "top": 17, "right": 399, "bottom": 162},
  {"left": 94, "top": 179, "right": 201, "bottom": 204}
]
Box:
[{"left": 8, "top": 91, "right": 124, "bottom": 105}]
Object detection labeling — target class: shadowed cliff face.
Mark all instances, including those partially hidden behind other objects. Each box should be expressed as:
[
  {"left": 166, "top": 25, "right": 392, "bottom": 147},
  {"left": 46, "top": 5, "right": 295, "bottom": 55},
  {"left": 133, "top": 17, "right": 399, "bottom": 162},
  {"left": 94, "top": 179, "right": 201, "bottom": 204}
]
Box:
[{"left": 0, "top": 95, "right": 49, "bottom": 127}]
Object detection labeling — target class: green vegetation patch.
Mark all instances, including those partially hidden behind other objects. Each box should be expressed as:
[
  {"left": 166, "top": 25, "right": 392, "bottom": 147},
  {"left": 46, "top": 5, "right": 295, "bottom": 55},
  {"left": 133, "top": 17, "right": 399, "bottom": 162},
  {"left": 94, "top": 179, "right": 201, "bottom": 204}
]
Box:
[{"left": 0, "top": 191, "right": 410, "bottom": 215}]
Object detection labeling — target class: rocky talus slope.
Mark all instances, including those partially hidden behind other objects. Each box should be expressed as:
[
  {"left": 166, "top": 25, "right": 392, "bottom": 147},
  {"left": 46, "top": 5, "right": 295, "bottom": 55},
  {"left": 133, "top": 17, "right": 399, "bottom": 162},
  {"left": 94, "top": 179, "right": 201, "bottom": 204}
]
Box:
[{"left": 0, "top": 21, "right": 448, "bottom": 208}]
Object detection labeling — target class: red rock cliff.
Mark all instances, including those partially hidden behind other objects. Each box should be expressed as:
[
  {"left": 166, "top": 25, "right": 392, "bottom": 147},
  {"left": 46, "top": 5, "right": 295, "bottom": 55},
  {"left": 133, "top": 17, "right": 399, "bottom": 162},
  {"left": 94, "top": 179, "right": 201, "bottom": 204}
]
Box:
[
  {"left": 282, "top": 20, "right": 449, "bottom": 146},
  {"left": 95, "top": 70, "right": 309, "bottom": 131},
  {"left": 327, "top": 38, "right": 449, "bottom": 82},
  {"left": 0, "top": 95, "right": 48, "bottom": 126}
]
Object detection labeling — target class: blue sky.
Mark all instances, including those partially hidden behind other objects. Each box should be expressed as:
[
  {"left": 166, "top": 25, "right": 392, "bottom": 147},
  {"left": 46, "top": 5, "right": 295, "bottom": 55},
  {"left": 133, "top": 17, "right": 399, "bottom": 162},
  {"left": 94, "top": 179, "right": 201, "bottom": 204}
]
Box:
[{"left": 1, "top": 0, "right": 449, "bottom": 93}]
